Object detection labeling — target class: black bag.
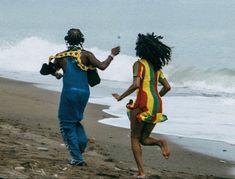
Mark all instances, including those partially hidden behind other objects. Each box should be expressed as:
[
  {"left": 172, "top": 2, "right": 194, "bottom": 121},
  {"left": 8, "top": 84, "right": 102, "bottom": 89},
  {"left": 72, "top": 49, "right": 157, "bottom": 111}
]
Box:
[
  {"left": 87, "top": 69, "right": 101, "bottom": 87},
  {"left": 40, "top": 62, "right": 56, "bottom": 75}
]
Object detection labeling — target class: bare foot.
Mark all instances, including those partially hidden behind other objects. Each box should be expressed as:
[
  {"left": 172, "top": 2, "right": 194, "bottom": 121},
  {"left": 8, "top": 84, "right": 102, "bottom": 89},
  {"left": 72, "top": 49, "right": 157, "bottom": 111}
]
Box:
[
  {"left": 133, "top": 174, "right": 146, "bottom": 179},
  {"left": 159, "top": 139, "right": 170, "bottom": 159}
]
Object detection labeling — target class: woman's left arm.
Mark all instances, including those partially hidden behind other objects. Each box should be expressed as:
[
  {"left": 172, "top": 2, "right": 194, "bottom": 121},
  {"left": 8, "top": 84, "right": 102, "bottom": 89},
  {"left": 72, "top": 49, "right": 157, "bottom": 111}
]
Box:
[
  {"left": 112, "top": 77, "right": 140, "bottom": 101},
  {"left": 159, "top": 78, "right": 171, "bottom": 97}
]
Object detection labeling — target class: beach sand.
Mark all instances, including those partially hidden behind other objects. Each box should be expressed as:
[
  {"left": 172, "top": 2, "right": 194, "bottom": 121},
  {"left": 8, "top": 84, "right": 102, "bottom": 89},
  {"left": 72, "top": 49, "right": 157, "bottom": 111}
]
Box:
[{"left": 0, "top": 77, "right": 234, "bottom": 179}]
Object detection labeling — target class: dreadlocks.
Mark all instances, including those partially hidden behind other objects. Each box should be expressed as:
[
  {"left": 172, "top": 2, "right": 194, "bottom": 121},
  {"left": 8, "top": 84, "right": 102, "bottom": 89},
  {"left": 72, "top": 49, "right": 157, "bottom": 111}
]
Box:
[{"left": 135, "top": 33, "right": 172, "bottom": 71}]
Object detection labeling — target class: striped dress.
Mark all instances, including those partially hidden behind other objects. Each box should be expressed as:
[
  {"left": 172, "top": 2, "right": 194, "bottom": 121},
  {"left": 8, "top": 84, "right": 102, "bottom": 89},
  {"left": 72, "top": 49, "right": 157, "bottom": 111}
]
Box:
[{"left": 127, "top": 59, "right": 167, "bottom": 124}]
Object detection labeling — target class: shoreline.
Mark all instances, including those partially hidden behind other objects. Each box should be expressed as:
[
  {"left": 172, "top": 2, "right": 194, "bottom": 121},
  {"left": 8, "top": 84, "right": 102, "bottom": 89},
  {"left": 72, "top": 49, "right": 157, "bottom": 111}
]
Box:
[
  {"left": 0, "top": 77, "right": 234, "bottom": 178},
  {"left": 98, "top": 119, "right": 235, "bottom": 164}
]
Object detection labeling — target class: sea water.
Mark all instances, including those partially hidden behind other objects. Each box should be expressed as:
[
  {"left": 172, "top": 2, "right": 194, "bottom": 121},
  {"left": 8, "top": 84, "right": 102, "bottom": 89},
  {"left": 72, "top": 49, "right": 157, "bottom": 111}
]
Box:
[{"left": 1, "top": 0, "right": 235, "bottom": 164}]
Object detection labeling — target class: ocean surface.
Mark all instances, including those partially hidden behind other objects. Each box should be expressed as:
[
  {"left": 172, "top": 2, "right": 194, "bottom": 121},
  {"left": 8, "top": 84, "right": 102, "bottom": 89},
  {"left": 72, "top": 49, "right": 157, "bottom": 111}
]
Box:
[{"left": 1, "top": 0, "right": 235, "bottom": 163}]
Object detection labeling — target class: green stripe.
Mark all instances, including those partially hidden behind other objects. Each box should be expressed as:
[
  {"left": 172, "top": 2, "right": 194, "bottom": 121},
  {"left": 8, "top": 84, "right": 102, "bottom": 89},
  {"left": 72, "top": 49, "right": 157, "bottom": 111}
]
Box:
[
  {"left": 133, "top": 62, "right": 139, "bottom": 77},
  {"left": 145, "top": 115, "right": 153, "bottom": 122},
  {"left": 148, "top": 63, "right": 159, "bottom": 116}
]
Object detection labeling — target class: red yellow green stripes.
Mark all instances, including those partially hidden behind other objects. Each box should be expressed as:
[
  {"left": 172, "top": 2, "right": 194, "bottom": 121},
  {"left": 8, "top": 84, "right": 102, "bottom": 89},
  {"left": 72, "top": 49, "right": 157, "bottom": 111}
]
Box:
[{"left": 127, "top": 59, "right": 165, "bottom": 124}]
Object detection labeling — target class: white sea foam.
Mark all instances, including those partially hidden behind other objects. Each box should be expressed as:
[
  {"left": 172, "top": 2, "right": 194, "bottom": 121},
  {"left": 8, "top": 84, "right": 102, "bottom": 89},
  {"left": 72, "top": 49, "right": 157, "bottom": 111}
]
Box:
[
  {"left": 0, "top": 37, "right": 134, "bottom": 82},
  {"left": 0, "top": 0, "right": 235, "bottom": 167},
  {"left": 1, "top": 37, "right": 235, "bottom": 146},
  {"left": 166, "top": 65, "right": 235, "bottom": 94},
  {"left": 90, "top": 95, "right": 235, "bottom": 145},
  {"left": 1, "top": 37, "right": 235, "bottom": 95}
]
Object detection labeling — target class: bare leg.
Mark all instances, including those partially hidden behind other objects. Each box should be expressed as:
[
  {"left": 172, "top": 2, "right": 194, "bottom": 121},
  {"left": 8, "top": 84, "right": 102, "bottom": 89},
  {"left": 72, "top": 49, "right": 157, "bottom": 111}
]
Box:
[
  {"left": 143, "top": 136, "right": 170, "bottom": 159},
  {"left": 130, "top": 108, "right": 145, "bottom": 178},
  {"left": 131, "top": 137, "right": 145, "bottom": 176},
  {"left": 141, "top": 123, "right": 170, "bottom": 159}
]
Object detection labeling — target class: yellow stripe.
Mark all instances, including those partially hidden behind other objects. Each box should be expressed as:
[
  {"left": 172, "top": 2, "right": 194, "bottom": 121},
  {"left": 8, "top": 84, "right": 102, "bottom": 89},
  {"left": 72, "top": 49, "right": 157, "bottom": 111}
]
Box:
[
  {"left": 154, "top": 113, "right": 163, "bottom": 123},
  {"left": 140, "top": 59, "right": 154, "bottom": 116}
]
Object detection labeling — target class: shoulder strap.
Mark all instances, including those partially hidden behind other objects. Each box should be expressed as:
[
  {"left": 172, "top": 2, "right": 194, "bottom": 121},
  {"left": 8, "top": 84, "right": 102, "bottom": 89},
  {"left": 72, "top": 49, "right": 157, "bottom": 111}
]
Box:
[{"left": 49, "top": 50, "right": 96, "bottom": 71}]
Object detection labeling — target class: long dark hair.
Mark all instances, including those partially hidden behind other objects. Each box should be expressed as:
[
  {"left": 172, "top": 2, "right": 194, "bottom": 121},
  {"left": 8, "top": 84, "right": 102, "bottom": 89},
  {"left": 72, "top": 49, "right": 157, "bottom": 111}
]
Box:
[{"left": 135, "top": 33, "right": 172, "bottom": 71}]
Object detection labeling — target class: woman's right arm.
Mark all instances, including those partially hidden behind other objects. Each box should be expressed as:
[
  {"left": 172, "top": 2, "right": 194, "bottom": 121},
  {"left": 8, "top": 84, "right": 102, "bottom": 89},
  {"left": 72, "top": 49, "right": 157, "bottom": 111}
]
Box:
[
  {"left": 112, "top": 76, "right": 140, "bottom": 101},
  {"left": 84, "top": 46, "right": 120, "bottom": 70},
  {"left": 159, "top": 78, "right": 171, "bottom": 97}
]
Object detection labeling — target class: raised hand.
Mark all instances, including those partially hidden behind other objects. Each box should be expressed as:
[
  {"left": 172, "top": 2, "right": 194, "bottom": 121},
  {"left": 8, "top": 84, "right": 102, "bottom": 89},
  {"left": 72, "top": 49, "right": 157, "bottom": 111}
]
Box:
[{"left": 111, "top": 46, "right": 120, "bottom": 56}]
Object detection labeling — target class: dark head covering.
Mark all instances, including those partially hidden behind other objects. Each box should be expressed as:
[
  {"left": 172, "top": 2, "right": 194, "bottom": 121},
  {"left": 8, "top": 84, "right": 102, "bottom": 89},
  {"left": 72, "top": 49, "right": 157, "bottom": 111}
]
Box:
[{"left": 64, "top": 28, "right": 84, "bottom": 47}]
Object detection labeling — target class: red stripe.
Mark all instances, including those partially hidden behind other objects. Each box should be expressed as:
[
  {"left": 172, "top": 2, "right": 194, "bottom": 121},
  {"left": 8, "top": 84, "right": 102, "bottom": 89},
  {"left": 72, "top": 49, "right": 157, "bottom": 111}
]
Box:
[{"left": 137, "top": 62, "right": 144, "bottom": 78}]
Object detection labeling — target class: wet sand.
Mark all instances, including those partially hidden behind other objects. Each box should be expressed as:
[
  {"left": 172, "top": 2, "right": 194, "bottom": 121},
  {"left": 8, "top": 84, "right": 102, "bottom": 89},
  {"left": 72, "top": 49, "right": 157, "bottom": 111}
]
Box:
[{"left": 0, "top": 77, "right": 234, "bottom": 179}]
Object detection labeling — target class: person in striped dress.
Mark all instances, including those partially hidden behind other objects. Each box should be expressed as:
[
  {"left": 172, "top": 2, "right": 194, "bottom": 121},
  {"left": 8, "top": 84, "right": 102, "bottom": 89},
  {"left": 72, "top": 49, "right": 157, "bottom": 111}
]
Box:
[{"left": 112, "top": 33, "right": 171, "bottom": 179}]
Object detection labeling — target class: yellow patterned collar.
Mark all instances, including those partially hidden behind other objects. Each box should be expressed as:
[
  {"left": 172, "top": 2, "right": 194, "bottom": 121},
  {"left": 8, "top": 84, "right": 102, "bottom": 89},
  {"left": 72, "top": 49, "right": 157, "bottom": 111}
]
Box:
[{"left": 49, "top": 49, "right": 95, "bottom": 71}]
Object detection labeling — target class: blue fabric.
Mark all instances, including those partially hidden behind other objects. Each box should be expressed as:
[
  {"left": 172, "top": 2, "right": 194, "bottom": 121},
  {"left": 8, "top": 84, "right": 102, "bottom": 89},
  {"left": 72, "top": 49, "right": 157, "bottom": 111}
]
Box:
[
  {"left": 60, "top": 121, "right": 88, "bottom": 162},
  {"left": 59, "top": 57, "right": 90, "bottom": 122},
  {"left": 58, "top": 56, "right": 90, "bottom": 162}
]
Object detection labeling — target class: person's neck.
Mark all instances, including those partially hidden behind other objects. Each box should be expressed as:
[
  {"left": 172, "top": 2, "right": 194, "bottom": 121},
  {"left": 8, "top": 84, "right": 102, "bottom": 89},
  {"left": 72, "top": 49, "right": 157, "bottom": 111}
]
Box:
[{"left": 68, "top": 45, "right": 81, "bottom": 50}]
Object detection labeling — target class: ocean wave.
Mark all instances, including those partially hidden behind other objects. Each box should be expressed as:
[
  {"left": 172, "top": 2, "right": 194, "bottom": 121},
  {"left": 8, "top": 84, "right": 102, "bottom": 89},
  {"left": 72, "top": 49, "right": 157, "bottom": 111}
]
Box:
[
  {"left": 0, "top": 37, "right": 135, "bottom": 82},
  {"left": 0, "top": 37, "right": 235, "bottom": 94},
  {"left": 166, "top": 65, "right": 235, "bottom": 94},
  {"left": 0, "top": 37, "right": 64, "bottom": 72}
]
